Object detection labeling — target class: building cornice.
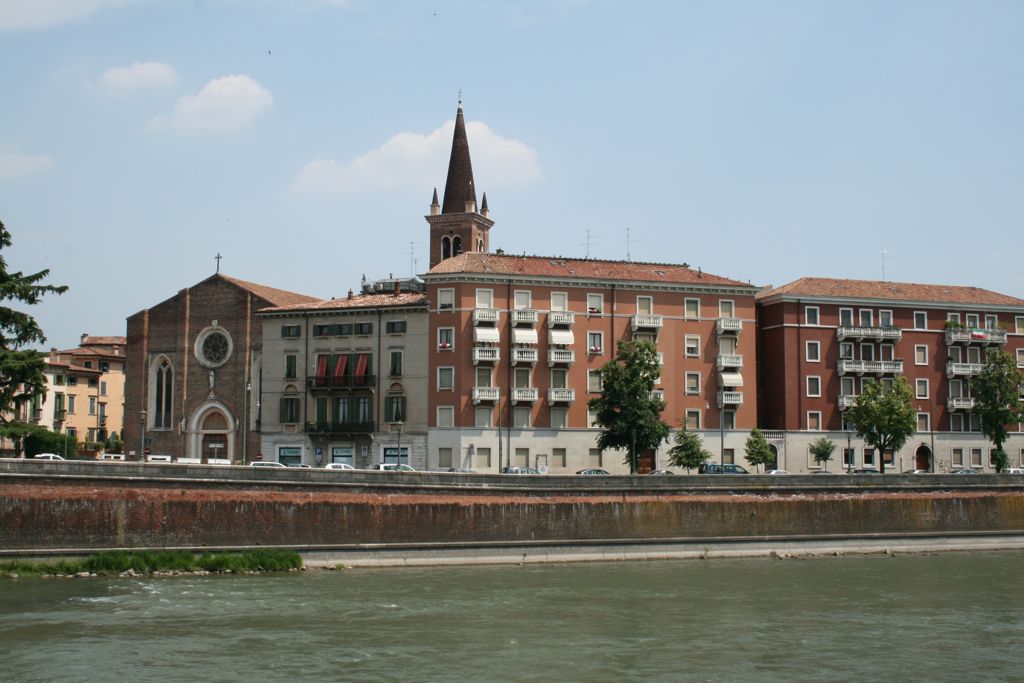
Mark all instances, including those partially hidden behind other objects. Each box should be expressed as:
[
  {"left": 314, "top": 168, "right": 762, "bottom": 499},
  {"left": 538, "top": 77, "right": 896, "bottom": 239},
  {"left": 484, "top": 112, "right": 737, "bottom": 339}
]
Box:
[
  {"left": 757, "top": 293, "right": 1024, "bottom": 313},
  {"left": 421, "top": 271, "right": 760, "bottom": 296}
]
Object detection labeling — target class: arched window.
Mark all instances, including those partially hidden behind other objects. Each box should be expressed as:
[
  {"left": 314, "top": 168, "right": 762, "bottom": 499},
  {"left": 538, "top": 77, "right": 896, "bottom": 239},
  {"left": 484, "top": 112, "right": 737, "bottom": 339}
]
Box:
[
  {"left": 453, "top": 236, "right": 462, "bottom": 256},
  {"left": 441, "top": 236, "right": 451, "bottom": 260},
  {"left": 151, "top": 357, "right": 174, "bottom": 429},
  {"left": 477, "top": 237, "right": 484, "bottom": 252}
]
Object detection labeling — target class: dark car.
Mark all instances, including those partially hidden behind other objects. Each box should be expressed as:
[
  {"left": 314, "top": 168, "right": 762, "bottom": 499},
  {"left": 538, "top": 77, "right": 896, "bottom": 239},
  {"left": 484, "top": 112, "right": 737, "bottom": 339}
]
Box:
[
  {"left": 576, "top": 468, "right": 610, "bottom": 475},
  {"left": 852, "top": 468, "right": 881, "bottom": 474},
  {"left": 501, "top": 466, "right": 540, "bottom": 474},
  {"left": 698, "top": 463, "right": 750, "bottom": 474}
]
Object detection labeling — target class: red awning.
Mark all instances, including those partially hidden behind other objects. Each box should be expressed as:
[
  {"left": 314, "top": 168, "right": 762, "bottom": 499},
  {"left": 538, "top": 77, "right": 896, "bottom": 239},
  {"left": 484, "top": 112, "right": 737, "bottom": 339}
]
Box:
[
  {"left": 354, "top": 354, "right": 368, "bottom": 385},
  {"left": 315, "top": 355, "right": 328, "bottom": 385},
  {"left": 333, "top": 355, "right": 348, "bottom": 379}
]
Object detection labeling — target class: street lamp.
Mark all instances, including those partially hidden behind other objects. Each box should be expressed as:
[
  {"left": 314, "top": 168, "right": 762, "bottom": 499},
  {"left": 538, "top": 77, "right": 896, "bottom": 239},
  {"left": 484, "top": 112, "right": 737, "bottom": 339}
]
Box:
[
  {"left": 396, "top": 421, "right": 404, "bottom": 465},
  {"left": 139, "top": 409, "right": 147, "bottom": 463}
]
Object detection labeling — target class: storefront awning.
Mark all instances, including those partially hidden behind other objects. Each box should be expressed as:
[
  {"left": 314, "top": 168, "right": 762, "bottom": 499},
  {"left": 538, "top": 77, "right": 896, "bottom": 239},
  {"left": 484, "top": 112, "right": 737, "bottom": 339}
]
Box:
[
  {"left": 549, "top": 329, "right": 575, "bottom": 346},
  {"left": 719, "top": 372, "right": 744, "bottom": 387},
  {"left": 512, "top": 328, "right": 539, "bottom": 345},
  {"left": 474, "top": 327, "right": 500, "bottom": 344}
]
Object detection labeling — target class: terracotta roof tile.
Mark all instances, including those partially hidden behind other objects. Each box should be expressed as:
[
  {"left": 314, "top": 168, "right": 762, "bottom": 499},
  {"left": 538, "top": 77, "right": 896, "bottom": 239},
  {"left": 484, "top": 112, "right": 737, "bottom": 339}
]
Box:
[
  {"left": 219, "top": 275, "right": 321, "bottom": 307},
  {"left": 81, "top": 336, "right": 125, "bottom": 346},
  {"left": 427, "top": 252, "right": 756, "bottom": 289},
  {"left": 757, "top": 277, "right": 1024, "bottom": 307},
  {"left": 260, "top": 292, "right": 428, "bottom": 314}
]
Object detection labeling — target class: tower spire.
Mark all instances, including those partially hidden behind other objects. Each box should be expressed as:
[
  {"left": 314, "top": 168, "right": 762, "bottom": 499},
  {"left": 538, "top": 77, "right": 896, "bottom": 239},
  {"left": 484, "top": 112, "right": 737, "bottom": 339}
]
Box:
[{"left": 441, "top": 103, "right": 477, "bottom": 214}]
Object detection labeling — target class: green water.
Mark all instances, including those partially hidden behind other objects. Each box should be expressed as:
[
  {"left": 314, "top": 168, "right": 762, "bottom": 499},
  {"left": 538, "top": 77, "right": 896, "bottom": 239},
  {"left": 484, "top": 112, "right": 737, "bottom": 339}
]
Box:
[{"left": 1, "top": 552, "right": 1022, "bottom": 682}]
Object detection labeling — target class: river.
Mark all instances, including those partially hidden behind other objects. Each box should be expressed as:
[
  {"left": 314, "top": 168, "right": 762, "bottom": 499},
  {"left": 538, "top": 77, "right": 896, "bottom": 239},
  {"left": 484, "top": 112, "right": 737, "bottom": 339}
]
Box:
[{"left": 1, "top": 551, "right": 1022, "bottom": 681}]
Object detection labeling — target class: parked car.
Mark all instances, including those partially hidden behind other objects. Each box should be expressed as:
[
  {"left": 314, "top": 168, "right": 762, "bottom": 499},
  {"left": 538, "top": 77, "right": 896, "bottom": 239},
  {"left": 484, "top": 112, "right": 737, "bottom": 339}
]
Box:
[
  {"left": 647, "top": 469, "right": 675, "bottom": 476},
  {"left": 446, "top": 467, "right": 477, "bottom": 473},
  {"left": 250, "top": 461, "right": 286, "bottom": 468},
  {"left": 852, "top": 468, "right": 881, "bottom": 474},
  {"left": 371, "top": 463, "right": 416, "bottom": 472},
  {"left": 33, "top": 453, "right": 64, "bottom": 460},
  {"left": 576, "top": 468, "right": 609, "bottom": 475},
  {"left": 766, "top": 469, "right": 790, "bottom": 475},
  {"left": 903, "top": 469, "right": 929, "bottom": 474},
  {"left": 323, "top": 463, "right": 355, "bottom": 470},
  {"left": 698, "top": 463, "right": 749, "bottom": 474},
  {"left": 500, "top": 466, "right": 540, "bottom": 474},
  {"left": 1005, "top": 468, "right": 1024, "bottom": 474},
  {"left": 951, "top": 468, "right": 979, "bottom": 474}
]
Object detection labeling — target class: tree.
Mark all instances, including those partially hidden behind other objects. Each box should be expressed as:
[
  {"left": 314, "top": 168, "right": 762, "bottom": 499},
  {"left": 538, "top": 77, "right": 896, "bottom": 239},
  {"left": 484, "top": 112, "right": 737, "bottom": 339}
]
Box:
[
  {"left": 809, "top": 437, "right": 836, "bottom": 470},
  {"left": 0, "top": 219, "right": 68, "bottom": 445},
  {"left": 970, "top": 349, "right": 1024, "bottom": 473},
  {"left": 744, "top": 428, "right": 774, "bottom": 472},
  {"left": 667, "top": 427, "right": 712, "bottom": 472},
  {"left": 587, "top": 340, "right": 671, "bottom": 473},
  {"left": 844, "top": 377, "right": 916, "bottom": 474},
  {"left": 24, "top": 428, "right": 79, "bottom": 458}
]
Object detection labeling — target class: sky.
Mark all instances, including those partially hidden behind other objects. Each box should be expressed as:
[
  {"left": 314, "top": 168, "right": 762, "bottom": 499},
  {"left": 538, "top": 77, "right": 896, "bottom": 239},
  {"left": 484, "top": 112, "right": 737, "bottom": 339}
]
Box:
[{"left": 2, "top": 0, "right": 1023, "bottom": 352}]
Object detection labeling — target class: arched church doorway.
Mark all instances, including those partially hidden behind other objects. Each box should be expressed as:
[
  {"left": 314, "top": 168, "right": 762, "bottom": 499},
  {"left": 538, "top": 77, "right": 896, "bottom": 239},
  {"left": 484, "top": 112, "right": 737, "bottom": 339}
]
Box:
[
  {"left": 915, "top": 444, "right": 932, "bottom": 472},
  {"left": 189, "top": 404, "right": 235, "bottom": 462}
]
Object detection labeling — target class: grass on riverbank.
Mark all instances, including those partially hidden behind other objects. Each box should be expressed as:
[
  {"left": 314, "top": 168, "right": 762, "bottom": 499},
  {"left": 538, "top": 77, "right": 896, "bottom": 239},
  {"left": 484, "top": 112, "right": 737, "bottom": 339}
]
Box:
[{"left": 0, "top": 549, "right": 303, "bottom": 578}]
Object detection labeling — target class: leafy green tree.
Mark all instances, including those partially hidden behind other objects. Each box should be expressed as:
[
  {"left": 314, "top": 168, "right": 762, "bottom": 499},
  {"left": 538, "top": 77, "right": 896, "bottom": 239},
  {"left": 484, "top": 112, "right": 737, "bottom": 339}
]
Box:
[
  {"left": 744, "top": 428, "right": 774, "bottom": 472},
  {"left": 845, "top": 377, "right": 916, "bottom": 473},
  {"left": 587, "top": 340, "right": 670, "bottom": 473},
  {"left": 970, "top": 349, "right": 1024, "bottom": 473},
  {"left": 667, "top": 427, "right": 712, "bottom": 472},
  {"left": 0, "top": 219, "right": 68, "bottom": 450},
  {"left": 809, "top": 437, "right": 837, "bottom": 470},
  {"left": 24, "top": 428, "right": 79, "bottom": 458}
]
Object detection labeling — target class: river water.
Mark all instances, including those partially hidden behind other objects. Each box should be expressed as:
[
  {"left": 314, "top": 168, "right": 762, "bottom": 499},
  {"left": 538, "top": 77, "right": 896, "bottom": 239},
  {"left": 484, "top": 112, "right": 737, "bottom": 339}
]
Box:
[{"left": 1, "top": 551, "right": 1022, "bottom": 682}]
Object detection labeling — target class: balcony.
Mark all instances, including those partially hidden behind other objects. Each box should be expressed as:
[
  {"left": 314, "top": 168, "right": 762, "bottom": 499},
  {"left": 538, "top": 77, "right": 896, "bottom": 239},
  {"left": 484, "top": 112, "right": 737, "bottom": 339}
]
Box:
[
  {"left": 548, "top": 311, "right": 575, "bottom": 327},
  {"left": 307, "top": 375, "right": 377, "bottom": 390},
  {"left": 947, "top": 396, "right": 976, "bottom": 411},
  {"left": 511, "top": 309, "right": 538, "bottom": 325},
  {"left": 473, "top": 308, "right": 500, "bottom": 325},
  {"left": 762, "top": 430, "right": 784, "bottom": 441},
  {"left": 548, "top": 388, "right": 576, "bottom": 403},
  {"left": 716, "top": 353, "right": 744, "bottom": 370},
  {"left": 946, "top": 361, "right": 983, "bottom": 378},
  {"left": 838, "top": 394, "right": 856, "bottom": 411},
  {"left": 837, "top": 326, "right": 903, "bottom": 342},
  {"left": 472, "top": 387, "right": 500, "bottom": 403},
  {"left": 631, "top": 314, "right": 664, "bottom": 331},
  {"left": 99, "top": 416, "right": 108, "bottom": 427},
  {"left": 511, "top": 348, "right": 538, "bottom": 365},
  {"left": 837, "top": 360, "right": 903, "bottom": 376},
  {"left": 945, "top": 328, "right": 1007, "bottom": 345},
  {"left": 716, "top": 318, "right": 743, "bottom": 334},
  {"left": 473, "top": 347, "right": 500, "bottom": 364},
  {"left": 718, "top": 391, "right": 744, "bottom": 407},
  {"left": 511, "top": 387, "right": 539, "bottom": 403},
  {"left": 548, "top": 349, "right": 576, "bottom": 366},
  {"left": 305, "top": 421, "right": 375, "bottom": 434},
  {"left": 53, "top": 409, "right": 66, "bottom": 422},
  {"left": 649, "top": 389, "right": 665, "bottom": 402}
]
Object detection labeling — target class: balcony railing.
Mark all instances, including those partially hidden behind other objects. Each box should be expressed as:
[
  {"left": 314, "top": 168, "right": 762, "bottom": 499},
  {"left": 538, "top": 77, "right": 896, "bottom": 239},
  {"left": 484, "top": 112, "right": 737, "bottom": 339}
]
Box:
[
  {"left": 307, "top": 375, "right": 377, "bottom": 390},
  {"left": 947, "top": 396, "right": 976, "bottom": 411},
  {"left": 473, "top": 308, "right": 500, "bottom": 324},
  {"left": 946, "top": 361, "right": 983, "bottom": 378},
  {"left": 762, "top": 430, "right": 784, "bottom": 441},
  {"left": 548, "top": 311, "right": 575, "bottom": 327},
  {"left": 716, "top": 353, "right": 744, "bottom": 370},
  {"left": 472, "top": 387, "right": 500, "bottom": 403},
  {"left": 511, "top": 388, "right": 539, "bottom": 403},
  {"left": 718, "top": 391, "right": 744, "bottom": 407},
  {"left": 511, "top": 348, "right": 538, "bottom": 365},
  {"left": 716, "top": 317, "right": 743, "bottom": 334},
  {"left": 53, "top": 409, "right": 66, "bottom": 421},
  {"left": 838, "top": 394, "right": 856, "bottom": 410},
  {"left": 631, "top": 314, "right": 664, "bottom": 331},
  {"left": 548, "top": 349, "right": 576, "bottom": 366},
  {"left": 511, "top": 309, "right": 538, "bottom": 325},
  {"left": 473, "top": 347, "right": 500, "bottom": 364},
  {"left": 945, "top": 328, "right": 1007, "bottom": 345},
  {"left": 837, "top": 360, "right": 903, "bottom": 376},
  {"left": 548, "top": 388, "right": 576, "bottom": 403},
  {"left": 837, "top": 326, "right": 903, "bottom": 342},
  {"left": 305, "top": 420, "right": 375, "bottom": 434}
]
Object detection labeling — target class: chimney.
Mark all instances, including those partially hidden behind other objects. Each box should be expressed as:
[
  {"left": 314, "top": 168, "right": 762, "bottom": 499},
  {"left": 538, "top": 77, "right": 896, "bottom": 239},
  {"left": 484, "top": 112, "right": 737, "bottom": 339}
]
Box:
[
  {"left": 347, "top": 289, "right": 354, "bottom": 299},
  {"left": 394, "top": 280, "right": 400, "bottom": 296},
  {"left": 81, "top": 333, "right": 88, "bottom": 344},
  {"left": 496, "top": 248, "right": 504, "bottom": 256}
]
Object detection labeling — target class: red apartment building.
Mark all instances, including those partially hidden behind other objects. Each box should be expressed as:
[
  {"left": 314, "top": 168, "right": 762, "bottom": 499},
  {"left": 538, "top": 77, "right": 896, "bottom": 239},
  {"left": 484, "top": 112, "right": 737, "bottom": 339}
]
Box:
[{"left": 757, "top": 277, "right": 1024, "bottom": 473}]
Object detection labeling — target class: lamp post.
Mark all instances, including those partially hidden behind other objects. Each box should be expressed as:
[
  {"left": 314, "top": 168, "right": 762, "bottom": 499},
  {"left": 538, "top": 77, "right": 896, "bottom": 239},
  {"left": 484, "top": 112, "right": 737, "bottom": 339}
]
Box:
[
  {"left": 396, "top": 421, "right": 404, "bottom": 465},
  {"left": 139, "top": 409, "right": 147, "bottom": 463},
  {"left": 720, "top": 397, "right": 725, "bottom": 467}
]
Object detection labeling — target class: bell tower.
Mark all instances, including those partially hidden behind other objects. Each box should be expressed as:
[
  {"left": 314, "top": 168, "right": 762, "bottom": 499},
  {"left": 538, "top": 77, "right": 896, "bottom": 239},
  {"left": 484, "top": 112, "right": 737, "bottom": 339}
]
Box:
[{"left": 427, "top": 103, "right": 494, "bottom": 268}]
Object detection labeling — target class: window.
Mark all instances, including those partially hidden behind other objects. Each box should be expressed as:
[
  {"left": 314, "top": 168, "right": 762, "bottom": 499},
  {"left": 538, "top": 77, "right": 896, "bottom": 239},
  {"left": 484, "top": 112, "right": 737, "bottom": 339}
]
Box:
[
  {"left": 476, "top": 288, "right": 494, "bottom": 309},
  {"left": 89, "top": 397, "right": 96, "bottom": 415},
  {"left": 970, "top": 448, "right": 983, "bottom": 467},
  {"left": 841, "top": 376, "right": 855, "bottom": 396},
  {"left": 914, "top": 345, "right": 928, "bottom": 365},
  {"left": 514, "top": 367, "right": 531, "bottom": 388},
  {"left": 839, "top": 308, "right": 854, "bottom": 327},
  {"left": 67, "top": 395, "right": 76, "bottom": 414},
  {"left": 100, "top": 381, "right": 107, "bottom": 396},
  {"left": 723, "top": 410, "right": 736, "bottom": 430},
  {"left": 282, "top": 325, "right": 301, "bottom": 338},
  {"left": 385, "top": 320, "right": 407, "bottom": 334},
  {"left": 550, "top": 407, "right": 568, "bottom": 429},
  {"left": 1017, "top": 348, "right": 1024, "bottom": 368},
  {"left": 685, "top": 372, "right": 701, "bottom": 395},
  {"left": 389, "top": 350, "right": 403, "bottom": 377},
  {"left": 552, "top": 448, "right": 567, "bottom": 468},
  {"left": 87, "top": 378, "right": 98, "bottom": 388},
  {"left": 915, "top": 378, "right": 929, "bottom": 399},
  {"left": 913, "top": 311, "right": 927, "bottom": 330},
  {"left": 969, "top": 413, "right": 982, "bottom": 432},
  {"left": 637, "top": 296, "right": 653, "bottom": 315},
  {"left": 719, "top": 300, "right": 735, "bottom": 318},
  {"left": 473, "top": 447, "right": 491, "bottom": 468},
  {"left": 99, "top": 361, "right": 110, "bottom": 373},
  {"left": 949, "top": 413, "right": 964, "bottom": 432},
  {"left": 437, "top": 327, "right": 454, "bottom": 350},
  {"left": 807, "top": 411, "right": 821, "bottom": 430},
  {"left": 587, "top": 293, "right": 603, "bottom": 315},
  {"left": 589, "top": 448, "right": 603, "bottom": 467},
  {"left": 551, "top": 368, "right": 568, "bottom": 389},
  {"left": 588, "top": 370, "right": 603, "bottom": 393},
  {"left": 806, "top": 341, "right": 820, "bottom": 362},
  {"left": 515, "top": 448, "right": 530, "bottom": 467},
  {"left": 438, "top": 448, "right": 453, "bottom": 469},
  {"left": 859, "top": 309, "right": 873, "bottom": 326},
  {"left": 1016, "top": 316, "right": 1024, "bottom": 334},
  {"left": 54, "top": 374, "right": 65, "bottom": 386},
  {"left": 514, "top": 290, "right": 532, "bottom": 310},
  {"left": 438, "top": 288, "right": 454, "bottom": 310},
  {"left": 947, "top": 312, "right": 960, "bottom": 325},
  {"left": 985, "top": 314, "right": 998, "bottom": 330},
  {"left": 805, "top": 306, "right": 820, "bottom": 326},
  {"left": 334, "top": 397, "right": 350, "bottom": 423},
  {"left": 475, "top": 367, "right": 492, "bottom": 387},
  {"left": 84, "top": 361, "right": 92, "bottom": 369},
  {"left": 66, "top": 427, "right": 77, "bottom": 439},
  {"left": 685, "top": 298, "right": 700, "bottom": 320},
  {"left": 719, "top": 335, "right": 737, "bottom": 355},
  {"left": 87, "top": 428, "right": 96, "bottom": 442},
  {"left": 67, "top": 376, "right": 77, "bottom": 386},
  {"left": 279, "top": 396, "right": 299, "bottom": 423},
  {"left": 513, "top": 407, "right": 530, "bottom": 428},
  {"left": 839, "top": 342, "right": 854, "bottom": 360},
  {"left": 880, "top": 344, "right": 894, "bottom": 362},
  {"left": 550, "top": 292, "right": 568, "bottom": 312},
  {"left": 385, "top": 396, "right": 406, "bottom": 423},
  {"left": 917, "top": 412, "right": 930, "bottom": 432},
  {"left": 863, "top": 448, "right": 876, "bottom": 466},
  {"left": 685, "top": 410, "right": 701, "bottom": 430},
  {"left": 436, "top": 406, "right": 454, "bottom": 428},
  {"left": 965, "top": 313, "right": 979, "bottom": 328},
  {"left": 152, "top": 357, "right": 173, "bottom": 429},
  {"left": 966, "top": 346, "right": 981, "bottom": 364},
  {"left": 684, "top": 335, "right": 701, "bottom": 358},
  {"left": 475, "top": 406, "right": 491, "bottom": 428},
  {"left": 588, "top": 409, "right": 599, "bottom": 427},
  {"left": 861, "top": 344, "right": 875, "bottom": 361},
  {"left": 722, "top": 448, "right": 735, "bottom": 465},
  {"left": 843, "top": 448, "right": 855, "bottom": 468},
  {"left": 357, "top": 397, "right": 372, "bottom": 423},
  {"left": 806, "top": 376, "right": 821, "bottom": 397},
  {"left": 879, "top": 310, "right": 893, "bottom": 327},
  {"left": 951, "top": 448, "right": 964, "bottom": 467},
  {"left": 437, "top": 367, "right": 454, "bottom": 390},
  {"left": 588, "top": 331, "right": 604, "bottom": 354},
  {"left": 355, "top": 322, "right": 372, "bottom": 335},
  {"left": 284, "top": 354, "right": 296, "bottom": 379}
]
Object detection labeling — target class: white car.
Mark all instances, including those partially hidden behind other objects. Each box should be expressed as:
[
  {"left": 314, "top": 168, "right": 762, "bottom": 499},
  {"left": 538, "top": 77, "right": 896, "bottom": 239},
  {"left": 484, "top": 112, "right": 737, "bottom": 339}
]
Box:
[
  {"left": 1006, "top": 468, "right": 1024, "bottom": 475},
  {"left": 766, "top": 469, "right": 790, "bottom": 475},
  {"left": 371, "top": 463, "right": 416, "bottom": 472},
  {"left": 324, "top": 463, "right": 355, "bottom": 470},
  {"left": 33, "top": 453, "right": 64, "bottom": 460},
  {"left": 250, "top": 461, "right": 286, "bottom": 468}
]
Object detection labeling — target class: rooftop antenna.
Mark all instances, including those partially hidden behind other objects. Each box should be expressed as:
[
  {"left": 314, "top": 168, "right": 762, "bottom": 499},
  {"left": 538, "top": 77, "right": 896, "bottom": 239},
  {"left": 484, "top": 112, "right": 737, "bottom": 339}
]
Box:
[
  {"left": 626, "top": 227, "right": 639, "bottom": 262},
  {"left": 581, "top": 228, "right": 597, "bottom": 259},
  {"left": 408, "top": 241, "right": 420, "bottom": 277},
  {"left": 215, "top": 253, "right": 222, "bottom": 274},
  {"left": 881, "top": 249, "right": 890, "bottom": 282}
]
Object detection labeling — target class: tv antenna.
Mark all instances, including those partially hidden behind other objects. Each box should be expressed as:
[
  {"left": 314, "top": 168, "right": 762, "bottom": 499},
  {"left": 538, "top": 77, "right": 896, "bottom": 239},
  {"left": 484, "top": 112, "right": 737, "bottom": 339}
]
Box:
[
  {"left": 581, "top": 229, "right": 597, "bottom": 259},
  {"left": 626, "top": 227, "right": 639, "bottom": 262}
]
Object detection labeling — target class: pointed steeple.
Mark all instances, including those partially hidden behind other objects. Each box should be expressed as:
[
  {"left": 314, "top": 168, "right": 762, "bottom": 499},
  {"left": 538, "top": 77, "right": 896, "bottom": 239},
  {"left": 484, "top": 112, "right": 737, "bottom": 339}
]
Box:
[
  {"left": 441, "top": 104, "right": 477, "bottom": 214},
  {"left": 430, "top": 187, "right": 440, "bottom": 215},
  {"left": 480, "top": 192, "right": 489, "bottom": 217}
]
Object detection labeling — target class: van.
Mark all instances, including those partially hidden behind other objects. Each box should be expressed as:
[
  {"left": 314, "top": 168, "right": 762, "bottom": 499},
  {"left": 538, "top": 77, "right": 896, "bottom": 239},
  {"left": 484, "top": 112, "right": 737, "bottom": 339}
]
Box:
[{"left": 697, "top": 463, "right": 750, "bottom": 474}]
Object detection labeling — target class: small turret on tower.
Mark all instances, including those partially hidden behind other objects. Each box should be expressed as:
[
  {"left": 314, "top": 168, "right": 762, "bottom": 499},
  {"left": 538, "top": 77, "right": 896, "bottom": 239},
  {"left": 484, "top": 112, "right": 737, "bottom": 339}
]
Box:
[{"left": 430, "top": 187, "right": 440, "bottom": 216}]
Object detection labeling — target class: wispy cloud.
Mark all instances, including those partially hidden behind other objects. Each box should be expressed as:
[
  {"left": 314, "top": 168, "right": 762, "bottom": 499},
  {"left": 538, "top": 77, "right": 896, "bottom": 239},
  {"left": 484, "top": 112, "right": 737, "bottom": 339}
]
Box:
[
  {"left": 293, "top": 119, "right": 541, "bottom": 197},
  {"left": 101, "top": 61, "right": 179, "bottom": 90},
  {"left": 147, "top": 75, "right": 273, "bottom": 131},
  {"left": 0, "top": 0, "right": 136, "bottom": 32},
  {"left": 0, "top": 151, "right": 54, "bottom": 181}
]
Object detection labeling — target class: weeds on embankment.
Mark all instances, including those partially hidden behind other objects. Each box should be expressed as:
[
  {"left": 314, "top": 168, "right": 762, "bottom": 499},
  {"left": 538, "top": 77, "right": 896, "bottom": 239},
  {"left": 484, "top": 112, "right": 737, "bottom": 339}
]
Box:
[{"left": 0, "top": 549, "right": 303, "bottom": 578}]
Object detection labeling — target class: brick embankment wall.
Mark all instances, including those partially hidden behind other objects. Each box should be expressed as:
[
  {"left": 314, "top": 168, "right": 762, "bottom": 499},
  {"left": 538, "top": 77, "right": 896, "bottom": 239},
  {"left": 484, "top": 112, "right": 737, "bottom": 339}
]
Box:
[{"left": 1, "top": 463, "right": 1023, "bottom": 552}]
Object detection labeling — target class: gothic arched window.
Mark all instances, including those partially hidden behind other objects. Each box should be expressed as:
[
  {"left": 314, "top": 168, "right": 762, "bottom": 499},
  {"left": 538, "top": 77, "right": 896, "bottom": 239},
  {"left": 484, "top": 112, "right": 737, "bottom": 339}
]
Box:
[
  {"left": 453, "top": 236, "right": 462, "bottom": 256},
  {"left": 441, "top": 236, "right": 451, "bottom": 260},
  {"left": 152, "top": 357, "right": 174, "bottom": 429}
]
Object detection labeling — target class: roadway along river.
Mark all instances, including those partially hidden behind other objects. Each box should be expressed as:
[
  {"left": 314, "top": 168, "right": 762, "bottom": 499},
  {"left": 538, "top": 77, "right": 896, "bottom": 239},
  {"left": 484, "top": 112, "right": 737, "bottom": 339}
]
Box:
[{"left": 1, "top": 551, "right": 1022, "bottom": 681}]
